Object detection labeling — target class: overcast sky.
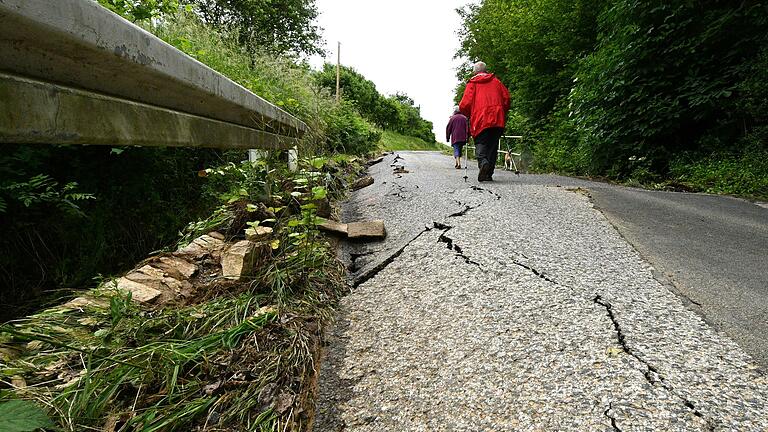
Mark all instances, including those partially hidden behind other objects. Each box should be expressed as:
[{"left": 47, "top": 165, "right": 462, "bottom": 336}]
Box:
[{"left": 310, "top": 0, "right": 474, "bottom": 144}]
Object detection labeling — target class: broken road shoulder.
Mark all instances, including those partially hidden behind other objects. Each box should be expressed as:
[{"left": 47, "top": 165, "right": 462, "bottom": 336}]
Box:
[{"left": 0, "top": 157, "right": 363, "bottom": 431}]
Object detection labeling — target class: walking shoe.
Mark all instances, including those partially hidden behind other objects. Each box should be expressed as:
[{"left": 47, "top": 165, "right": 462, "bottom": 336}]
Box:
[{"left": 478, "top": 163, "right": 492, "bottom": 181}]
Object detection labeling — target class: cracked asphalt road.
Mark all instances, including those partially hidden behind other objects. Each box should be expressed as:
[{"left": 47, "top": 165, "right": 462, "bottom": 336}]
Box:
[{"left": 313, "top": 151, "right": 768, "bottom": 431}]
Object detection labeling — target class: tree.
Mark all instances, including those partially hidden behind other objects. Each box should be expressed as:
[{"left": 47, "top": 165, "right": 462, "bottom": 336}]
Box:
[
  {"left": 315, "top": 66, "right": 436, "bottom": 142},
  {"left": 98, "top": 0, "right": 179, "bottom": 21},
  {"left": 316, "top": 64, "right": 382, "bottom": 120},
  {"left": 570, "top": 0, "right": 768, "bottom": 174},
  {"left": 457, "top": 0, "right": 768, "bottom": 179},
  {"left": 184, "top": 0, "right": 324, "bottom": 57}
]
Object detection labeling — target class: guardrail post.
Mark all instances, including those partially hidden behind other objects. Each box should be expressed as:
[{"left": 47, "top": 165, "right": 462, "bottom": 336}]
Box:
[
  {"left": 248, "top": 149, "right": 268, "bottom": 163},
  {"left": 288, "top": 147, "right": 298, "bottom": 172}
]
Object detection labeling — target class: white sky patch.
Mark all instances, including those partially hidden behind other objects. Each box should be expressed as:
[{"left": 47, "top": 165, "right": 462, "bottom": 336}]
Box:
[{"left": 310, "top": 0, "right": 474, "bottom": 144}]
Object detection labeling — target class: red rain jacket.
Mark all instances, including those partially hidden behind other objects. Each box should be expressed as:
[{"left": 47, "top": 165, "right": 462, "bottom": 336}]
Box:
[{"left": 459, "top": 73, "right": 510, "bottom": 137}]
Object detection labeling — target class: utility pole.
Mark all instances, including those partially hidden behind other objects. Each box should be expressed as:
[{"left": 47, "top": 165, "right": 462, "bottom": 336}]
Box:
[{"left": 335, "top": 41, "right": 341, "bottom": 103}]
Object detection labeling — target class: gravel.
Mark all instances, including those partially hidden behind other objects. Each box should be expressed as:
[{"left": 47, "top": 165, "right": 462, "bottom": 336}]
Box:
[{"left": 313, "top": 152, "right": 768, "bottom": 431}]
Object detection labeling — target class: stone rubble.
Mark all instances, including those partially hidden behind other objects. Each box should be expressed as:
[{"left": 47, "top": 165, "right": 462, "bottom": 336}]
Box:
[
  {"left": 221, "top": 240, "right": 270, "bottom": 281},
  {"left": 111, "top": 229, "right": 274, "bottom": 304}
]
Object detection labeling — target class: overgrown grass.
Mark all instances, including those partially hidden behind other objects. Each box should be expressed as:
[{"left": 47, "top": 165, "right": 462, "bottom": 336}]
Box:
[
  {"left": 378, "top": 130, "right": 446, "bottom": 152},
  {"left": 150, "top": 12, "right": 380, "bottom": 156},
  {"left": 0, "top": 157, "right": 364, "bottom": 431},
  {"left": 668, "top": 149, "right": 768, "bottom": 200}
]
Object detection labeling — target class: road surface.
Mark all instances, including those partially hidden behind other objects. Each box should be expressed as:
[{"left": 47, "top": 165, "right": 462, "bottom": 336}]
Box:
[{"left": 313, "top": 151, "right": 768, "bottom": 431}]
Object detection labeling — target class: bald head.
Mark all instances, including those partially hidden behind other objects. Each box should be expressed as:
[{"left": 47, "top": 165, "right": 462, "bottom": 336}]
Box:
[{"left": 473, "top": 61, "right": 487, "bottom": 74}]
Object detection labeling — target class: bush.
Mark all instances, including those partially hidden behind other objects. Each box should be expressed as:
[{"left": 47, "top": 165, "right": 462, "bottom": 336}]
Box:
[
  {"left": 0, "top": 145, "right": 223, "bottom": 321},
  {"left": 324, "top": 101, "right": 382, "bottom": 154},
  {"left": 315, "top": 65, "right": 436, "bottom": 143},
  {"left": 670, "top": 134, "right": 768, "bottom": 199}
]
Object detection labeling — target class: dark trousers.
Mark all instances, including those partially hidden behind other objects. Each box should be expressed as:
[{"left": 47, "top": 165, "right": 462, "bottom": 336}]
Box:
[{"left": 475, "top": 127, "right": 504, "bottom": 177}]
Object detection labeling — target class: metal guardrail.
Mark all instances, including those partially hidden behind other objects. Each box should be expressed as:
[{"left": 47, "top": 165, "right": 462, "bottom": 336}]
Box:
[{"left": 0, "top": 0, "right": 306, "bottom": 149}]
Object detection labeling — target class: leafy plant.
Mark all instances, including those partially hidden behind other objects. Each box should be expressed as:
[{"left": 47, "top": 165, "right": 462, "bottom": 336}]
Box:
[
  {"left": 0, "top": 174, "right": 94, "bottom": 216},
  {"left": 97, "top": 0, "right": 178, "bottom": 21},
  {"left": 0, "top": 400, "right": 54, "bottom": 432},
  {"left": 456, "top": 0, "right": 768, "bottom": 194}
]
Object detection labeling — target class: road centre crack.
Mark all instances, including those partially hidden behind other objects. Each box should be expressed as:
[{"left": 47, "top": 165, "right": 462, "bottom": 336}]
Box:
[
  {"left": 471, "top": 185, "right": 502, "bottom": 200},
  {"left": 511, "top": 260, "right": 560, "bottom": 286},
  {"left": 593, "top": 294, "right": 713, "bottom": 426},
  {"left": 437, "top": 230, "right": 481, "bottom": 267},
  {"left": 604, "top": 402, "right": 623, "bottom": 432},
  {"left": 448, "top": 203, "right": 482, "bottom": 218}
]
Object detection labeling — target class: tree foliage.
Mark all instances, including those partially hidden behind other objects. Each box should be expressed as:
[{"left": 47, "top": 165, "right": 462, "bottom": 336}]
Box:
[
  {"left": 182, "top": 0, "right": 324, "bottom": 57},
  {"left": 315, "top": 64, "right": 436, "bottom": 143},
  {"left": 457, "top": 0, "right": 602, "bottom": 126},
  {"left": 97, "top": 0, "right": 179, "bottom": 21},
  {"left": 457, "top": 0, "right": 768, "bottom": 189},
  {"left": 570, "top": 0, "right": 768, "bottom": 175}
]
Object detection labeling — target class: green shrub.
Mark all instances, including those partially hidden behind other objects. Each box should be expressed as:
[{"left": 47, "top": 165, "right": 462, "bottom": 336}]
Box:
[
  {"left": 324, "top": 101, "right": 382, "bottom": 154},
  {"left": 670, "top": 143, "right": 768, "bottom": 199},
  {"left": 315, "top": 65, "right": 436, "bottom": 143}
]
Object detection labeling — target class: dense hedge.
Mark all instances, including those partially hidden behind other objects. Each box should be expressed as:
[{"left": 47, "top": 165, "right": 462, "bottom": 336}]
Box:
[
  {"left": 315, "top": 64, "right": 436, "bottom": 143},
  {"left": 458, "top": 0, "right": 768, "bottom": 198}
]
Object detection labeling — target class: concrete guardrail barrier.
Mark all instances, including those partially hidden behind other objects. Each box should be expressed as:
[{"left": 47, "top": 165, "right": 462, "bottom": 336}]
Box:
[{"left": 0, "top": 0, "right": 307, "bottom": 150}]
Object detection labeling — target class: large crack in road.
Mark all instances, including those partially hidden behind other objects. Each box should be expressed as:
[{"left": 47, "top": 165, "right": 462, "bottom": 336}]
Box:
[{"left": 314, "top": 151, "right": 768, "bottom": 431}]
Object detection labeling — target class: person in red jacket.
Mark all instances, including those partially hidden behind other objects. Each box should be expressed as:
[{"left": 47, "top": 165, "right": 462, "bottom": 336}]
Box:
[{"left": 459, "top": 61, "right": 510, "bottom": 182}]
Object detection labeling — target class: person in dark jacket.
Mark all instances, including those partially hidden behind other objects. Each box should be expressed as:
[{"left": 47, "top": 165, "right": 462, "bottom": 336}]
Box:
[
  {"left": 446, "top": 106, "right": 469, "bottom": 169},
  {"left": 459, "top": 61, "right": 510, "bottom": 182}
]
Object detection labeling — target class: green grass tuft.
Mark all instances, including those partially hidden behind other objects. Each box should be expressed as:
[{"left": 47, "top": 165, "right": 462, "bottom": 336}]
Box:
[{"left": 378, "top": 130, "right": 447, "bottom": 152}]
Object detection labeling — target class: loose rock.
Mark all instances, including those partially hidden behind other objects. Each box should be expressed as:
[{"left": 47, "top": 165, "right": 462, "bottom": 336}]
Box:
[
  {"left": 221, "top": 240, "right": 270, "bottom": 280},
  {"left": 113, "top": 277, "right": 162, "bottom": 303},
  {"left": 152, "top": 256, "right": 197, "bottom": 280},
  {"left": 175, "top": 234, "right": 226, "bottom": 259},
  {"left": 352, "top": 176, "right": 375, "bottom": 191},
  {"left": 317, "top": 219, "right": 348, "bottom": 236},
  {"left": 347, "top": 221, "right": 386, "bottom": 240},
  {"left": 246, "top": 226, "right": 274, "bottom": 242}
]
